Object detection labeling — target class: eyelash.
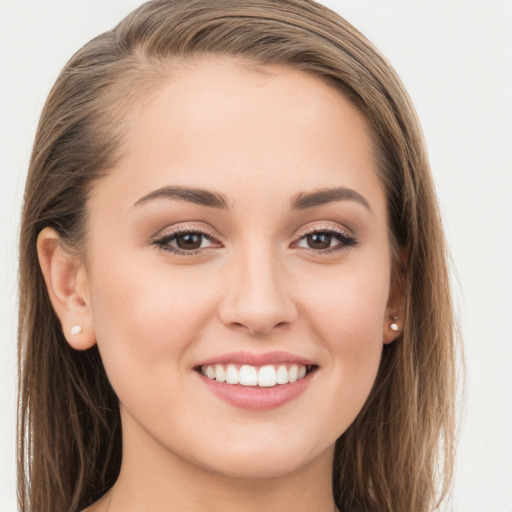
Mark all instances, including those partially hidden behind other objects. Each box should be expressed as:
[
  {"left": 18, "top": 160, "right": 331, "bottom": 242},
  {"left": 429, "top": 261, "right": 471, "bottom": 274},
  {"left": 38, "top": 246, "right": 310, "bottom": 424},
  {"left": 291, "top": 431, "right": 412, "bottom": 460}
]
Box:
[
  {"left": 153, "top": 224, "right": 358, "bottom": 256},
  {"left": 153, "top": 225, "right": 220, "bottom": 256},
  {"left": 292, "top": 225, "right": 358, "bottom": 254}
]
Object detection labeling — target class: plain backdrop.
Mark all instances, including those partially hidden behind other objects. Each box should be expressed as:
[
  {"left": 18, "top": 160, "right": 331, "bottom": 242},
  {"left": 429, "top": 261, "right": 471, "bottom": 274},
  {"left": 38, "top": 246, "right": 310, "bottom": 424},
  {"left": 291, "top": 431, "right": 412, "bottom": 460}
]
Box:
[{"left": 0, "top": 1, "right": 511, "bottom": 511}]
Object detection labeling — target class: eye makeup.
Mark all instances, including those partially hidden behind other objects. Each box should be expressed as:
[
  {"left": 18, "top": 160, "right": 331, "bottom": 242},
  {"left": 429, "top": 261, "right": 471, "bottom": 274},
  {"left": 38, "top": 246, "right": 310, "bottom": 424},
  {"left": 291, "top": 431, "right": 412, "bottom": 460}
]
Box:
[
  {"left": 291, "top": 222, "right": 358, "bottom": 255},
  {"left": 152, "top": 221, "right": 358, "bottom": 257},
  {"left": 153, "top": 224, "right": 222, "bottom": 256}
]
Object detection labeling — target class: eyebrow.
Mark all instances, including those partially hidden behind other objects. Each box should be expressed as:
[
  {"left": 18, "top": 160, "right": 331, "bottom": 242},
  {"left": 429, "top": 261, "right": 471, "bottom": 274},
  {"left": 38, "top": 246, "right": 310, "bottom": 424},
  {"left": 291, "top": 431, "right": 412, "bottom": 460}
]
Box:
[
  {"left": 133, "top": 185, "right": 370, "bottom": 212},
  {"left": 290, "top": 187, "right": 371, "bottom": 212},
  {"left": 134, "top": 186, "right": 229, "bottom": 209}
]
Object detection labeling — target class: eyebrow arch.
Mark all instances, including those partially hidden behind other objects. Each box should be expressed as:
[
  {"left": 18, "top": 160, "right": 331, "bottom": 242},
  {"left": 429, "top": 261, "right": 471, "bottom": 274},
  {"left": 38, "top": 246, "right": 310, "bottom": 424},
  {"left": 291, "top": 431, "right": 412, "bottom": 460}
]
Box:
[
  {"left": 133, "top": 186, "right": 229, "bottom": 209},
  {"left": 290, "top": 187, "right": 371, "bottom": 212}
]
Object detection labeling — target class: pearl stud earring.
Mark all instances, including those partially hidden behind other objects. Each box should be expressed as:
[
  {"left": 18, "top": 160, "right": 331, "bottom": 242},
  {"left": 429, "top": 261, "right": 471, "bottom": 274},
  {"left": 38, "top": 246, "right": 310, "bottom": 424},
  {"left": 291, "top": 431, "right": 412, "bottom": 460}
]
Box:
[
  {"left": 70, "top": 325, "right": 82, "bottom": 335},
  {"left": 390, "top": 321, "right": 399, "bottom": 332}
]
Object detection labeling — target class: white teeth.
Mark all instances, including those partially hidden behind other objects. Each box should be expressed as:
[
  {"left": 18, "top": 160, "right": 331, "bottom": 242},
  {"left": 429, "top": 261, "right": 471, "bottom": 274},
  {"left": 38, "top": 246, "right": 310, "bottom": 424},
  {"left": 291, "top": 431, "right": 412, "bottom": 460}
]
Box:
[
  {"left": 215, "top": 364, "right": 226, "bottom": 383},
  {"left": 206, "top": 365, "right": 216, "bottom": 379},
  {"left": 201, "top": 363, "right": 309, "bottom": 387},
  {"left": 258, "top": 365, "right": 277, "bottom": 387},
  {"left": 276, "top": 365, "right": 289, "bottom": 384},
  {"left": 225, "top": 364, "right": 239, "bottom": 384},
  {"left": 239, "top": 365, "right": 258, "bottom": 385}
]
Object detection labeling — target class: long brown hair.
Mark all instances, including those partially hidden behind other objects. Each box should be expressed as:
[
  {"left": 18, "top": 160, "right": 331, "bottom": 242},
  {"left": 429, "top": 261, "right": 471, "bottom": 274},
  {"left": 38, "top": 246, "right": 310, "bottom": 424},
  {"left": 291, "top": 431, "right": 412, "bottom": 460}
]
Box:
[{"left": 18, "top": 1, "right": 457, "bottom": 511}]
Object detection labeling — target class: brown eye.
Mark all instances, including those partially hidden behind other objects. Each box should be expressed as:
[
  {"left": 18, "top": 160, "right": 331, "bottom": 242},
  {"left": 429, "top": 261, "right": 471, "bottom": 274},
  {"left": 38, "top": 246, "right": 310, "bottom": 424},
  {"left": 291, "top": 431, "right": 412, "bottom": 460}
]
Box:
[
  {"left": 175, "top": 233, "right": 203, "bottom": 250},
  {"left": 293, "top": 227, "right": 357, "bottom": 254},
  {"left": 306, "top": 233, "right": 332, "bottom": 249},
  {"left": 155, "top": 228, "right": 221, "bottom": 255}
]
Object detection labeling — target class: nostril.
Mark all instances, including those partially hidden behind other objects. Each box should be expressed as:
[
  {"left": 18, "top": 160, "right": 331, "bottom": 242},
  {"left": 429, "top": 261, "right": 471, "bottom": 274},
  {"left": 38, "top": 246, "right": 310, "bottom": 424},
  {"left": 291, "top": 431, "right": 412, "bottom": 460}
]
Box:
[
  {"left": 217, "top": 271, "right": 298, "bottom": 336},
  {"left": 225, "top": 319, "right": 291, "bottom": 337},
  {"left": 248, "top": 321, "right": 291, "bottom": 336}
]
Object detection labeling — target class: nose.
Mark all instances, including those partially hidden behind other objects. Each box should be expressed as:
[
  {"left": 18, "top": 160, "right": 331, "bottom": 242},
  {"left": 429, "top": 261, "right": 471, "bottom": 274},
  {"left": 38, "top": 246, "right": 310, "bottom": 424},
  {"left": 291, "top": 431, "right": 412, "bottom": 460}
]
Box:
[{"left": 218, "top": 242, "right": 297, "bottom": 337}]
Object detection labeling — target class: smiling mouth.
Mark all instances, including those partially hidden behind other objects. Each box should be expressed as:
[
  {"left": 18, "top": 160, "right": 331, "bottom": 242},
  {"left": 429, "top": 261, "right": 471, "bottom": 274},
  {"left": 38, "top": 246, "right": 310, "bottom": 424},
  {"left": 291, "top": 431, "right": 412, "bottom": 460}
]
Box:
[{"left": 196, "top": 363, "right": 317, "bottom": 388}]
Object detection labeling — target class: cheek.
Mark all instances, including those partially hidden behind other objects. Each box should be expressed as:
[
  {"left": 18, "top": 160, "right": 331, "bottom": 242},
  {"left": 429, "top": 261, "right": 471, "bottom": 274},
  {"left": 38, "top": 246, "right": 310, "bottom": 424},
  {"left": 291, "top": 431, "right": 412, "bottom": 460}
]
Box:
[
  {"left": 299, "top": 255, "right": 390, "bottom": 341},
  {"left": 296, "top": 257, "right": 390, "bottom": 415},
  {"left": 88, "top": 252, "right": 219, "bottom": 391}
]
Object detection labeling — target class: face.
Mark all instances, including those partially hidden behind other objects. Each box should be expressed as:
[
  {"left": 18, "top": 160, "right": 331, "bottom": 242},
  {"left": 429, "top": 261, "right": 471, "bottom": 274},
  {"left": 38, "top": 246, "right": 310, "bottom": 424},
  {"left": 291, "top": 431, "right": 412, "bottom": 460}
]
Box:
[{"left": 82, "top": 57, "right": 399, "bottom": 480}]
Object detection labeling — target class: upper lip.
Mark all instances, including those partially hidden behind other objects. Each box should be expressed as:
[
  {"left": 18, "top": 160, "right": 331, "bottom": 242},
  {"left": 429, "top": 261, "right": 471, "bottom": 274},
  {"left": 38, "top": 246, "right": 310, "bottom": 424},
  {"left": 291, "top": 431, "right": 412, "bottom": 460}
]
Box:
[{"left": 195, "top": 351, "right": 316, "bottom": 368}]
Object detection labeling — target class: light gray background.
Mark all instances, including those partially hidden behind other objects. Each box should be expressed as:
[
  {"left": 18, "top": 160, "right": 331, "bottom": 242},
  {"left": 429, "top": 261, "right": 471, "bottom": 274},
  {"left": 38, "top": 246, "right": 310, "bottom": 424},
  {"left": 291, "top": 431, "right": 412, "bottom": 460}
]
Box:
[{"left": 1, "top": 1, "right": 511, "bottom": 511}]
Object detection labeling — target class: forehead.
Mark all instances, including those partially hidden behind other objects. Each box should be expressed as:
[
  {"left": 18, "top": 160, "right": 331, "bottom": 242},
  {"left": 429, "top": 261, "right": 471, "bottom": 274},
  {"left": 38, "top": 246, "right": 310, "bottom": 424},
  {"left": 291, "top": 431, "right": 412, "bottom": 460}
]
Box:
[{"left": 90, "top": 57, "right": 386, "bottom": 218}]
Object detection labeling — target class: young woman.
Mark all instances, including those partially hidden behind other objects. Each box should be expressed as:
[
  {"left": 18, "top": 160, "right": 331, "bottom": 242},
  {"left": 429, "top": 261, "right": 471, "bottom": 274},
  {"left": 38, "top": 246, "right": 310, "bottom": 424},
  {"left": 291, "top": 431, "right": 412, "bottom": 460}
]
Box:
[{"left": 18, "top": 1, "right": 457, "bottom": 511}]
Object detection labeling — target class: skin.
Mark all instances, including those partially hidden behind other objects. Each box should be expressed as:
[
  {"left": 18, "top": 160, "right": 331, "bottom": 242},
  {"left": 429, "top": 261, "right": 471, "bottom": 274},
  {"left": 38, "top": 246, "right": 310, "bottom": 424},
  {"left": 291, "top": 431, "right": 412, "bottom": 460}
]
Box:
[{"left": 38, "top": 57, "right": 403, "bottom": 512}]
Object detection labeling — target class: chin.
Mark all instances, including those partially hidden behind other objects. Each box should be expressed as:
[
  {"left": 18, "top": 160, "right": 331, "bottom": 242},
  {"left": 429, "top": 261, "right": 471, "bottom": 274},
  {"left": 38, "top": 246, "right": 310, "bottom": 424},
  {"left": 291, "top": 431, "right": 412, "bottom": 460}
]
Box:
[
  {"left": 182, "top": 428, "right": 335, "bottom": 480},
  {"left": 198, "top": 449, "right": 324, "bottom": 480}
]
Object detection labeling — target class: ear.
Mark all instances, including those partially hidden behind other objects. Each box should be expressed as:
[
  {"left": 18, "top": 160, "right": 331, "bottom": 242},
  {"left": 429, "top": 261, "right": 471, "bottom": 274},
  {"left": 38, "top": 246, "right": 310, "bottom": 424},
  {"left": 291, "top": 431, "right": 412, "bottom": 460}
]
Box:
[
  {"left": 37, "top": 227, "right": 96, "bottom": 350},
  {"left": 383, "top": 247, "right": 407, "bottom": 345}
]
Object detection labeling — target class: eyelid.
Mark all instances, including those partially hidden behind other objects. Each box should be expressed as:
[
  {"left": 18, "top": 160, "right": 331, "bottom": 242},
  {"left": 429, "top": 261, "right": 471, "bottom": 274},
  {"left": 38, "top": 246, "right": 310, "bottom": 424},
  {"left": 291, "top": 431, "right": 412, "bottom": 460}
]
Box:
[
  {"left": 152, "top": 223, "right": 223, "bottom": 255},
  {"left": 293, "top": 222, "right": 354, "bottom": 240},
  {"left": 155, "top": 222, "right": 220, "bottom": 241},
  {"left": 290, "top": 222, "right": 358, "bottom": 254},
  {"left": 151, "top": 221, "right": 357, "bottom": 256}
]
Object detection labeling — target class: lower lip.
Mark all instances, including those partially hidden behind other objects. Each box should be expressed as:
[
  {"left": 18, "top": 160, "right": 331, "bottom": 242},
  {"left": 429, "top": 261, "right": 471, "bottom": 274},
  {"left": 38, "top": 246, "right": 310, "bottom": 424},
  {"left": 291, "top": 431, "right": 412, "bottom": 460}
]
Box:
[{"left": 197, "top": 371, "right": 314, "bottom": 410}]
